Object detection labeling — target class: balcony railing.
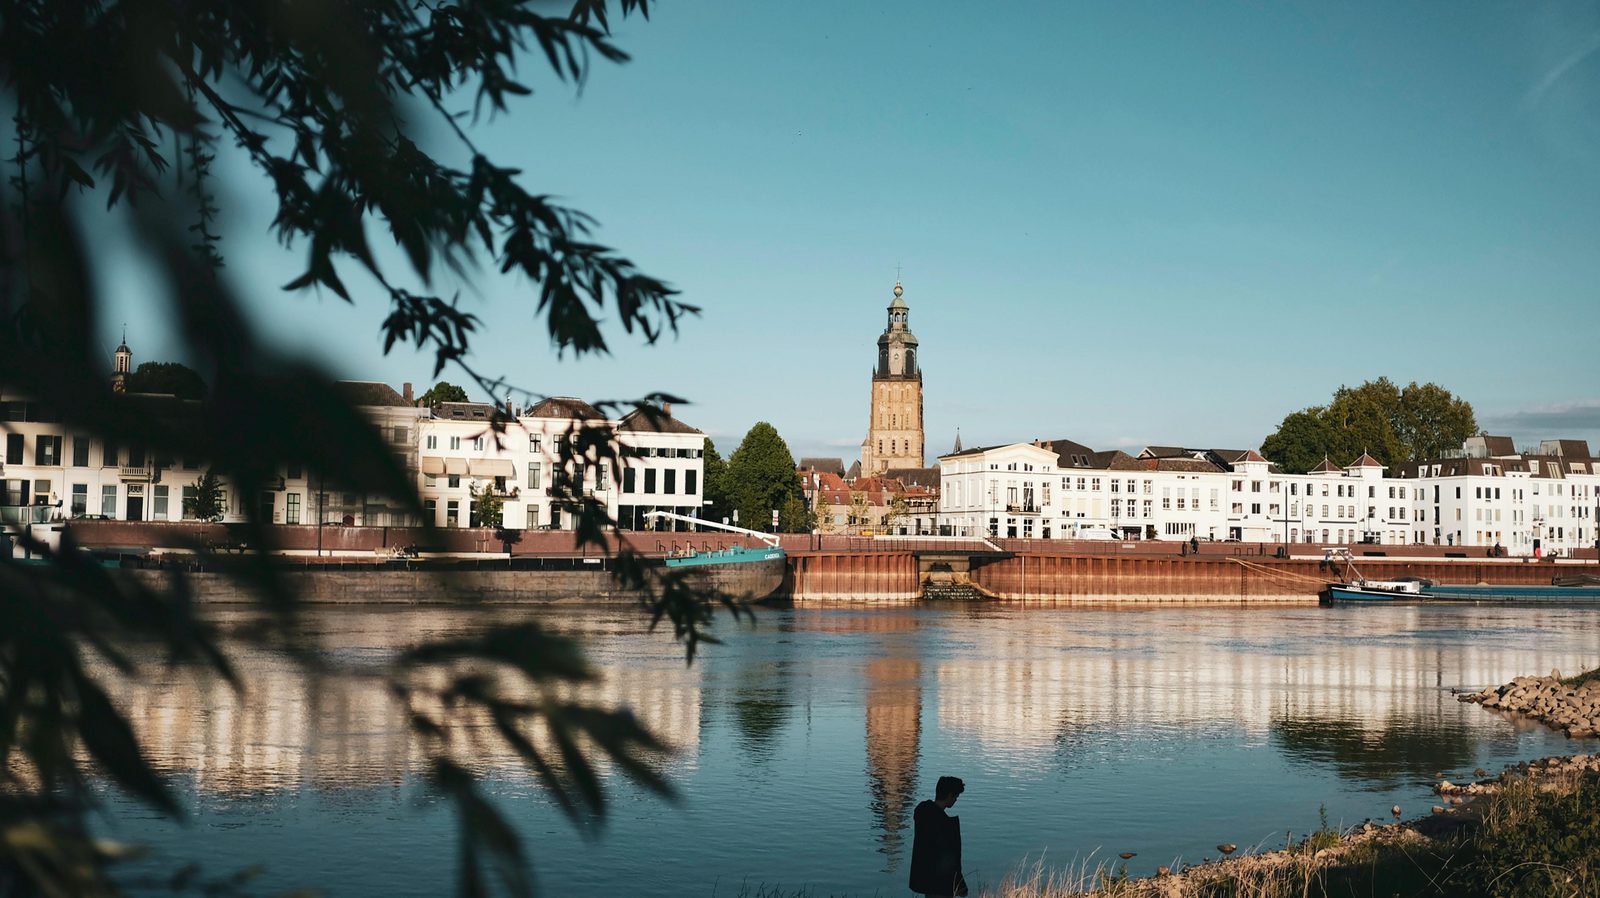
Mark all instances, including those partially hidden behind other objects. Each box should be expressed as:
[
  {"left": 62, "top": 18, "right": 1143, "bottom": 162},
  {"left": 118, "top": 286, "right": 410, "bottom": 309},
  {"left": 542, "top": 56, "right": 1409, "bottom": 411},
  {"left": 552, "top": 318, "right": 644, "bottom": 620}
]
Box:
[
  {"left": 119, "top": 464, "right": 152, "bottom": 482},
  {"left": 1005, "top": 503, "right": 1041, "bottom": 514},
  {"left": 0, "top": 505, "right": 54, "bottom": 524}
]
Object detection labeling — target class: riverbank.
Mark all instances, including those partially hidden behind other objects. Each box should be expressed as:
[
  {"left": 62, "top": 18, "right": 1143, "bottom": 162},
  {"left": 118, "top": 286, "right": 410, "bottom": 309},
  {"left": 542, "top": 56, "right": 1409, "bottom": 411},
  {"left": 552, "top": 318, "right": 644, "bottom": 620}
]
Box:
[{"left": 979, "top": 752, "right": 1600, "bottom": 898}]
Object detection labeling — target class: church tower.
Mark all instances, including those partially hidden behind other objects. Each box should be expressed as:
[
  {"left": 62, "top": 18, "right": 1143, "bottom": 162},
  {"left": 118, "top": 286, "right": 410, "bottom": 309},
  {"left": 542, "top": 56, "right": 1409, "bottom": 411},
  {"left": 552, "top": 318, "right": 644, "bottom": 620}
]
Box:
[
  {"left": 860, "top": 281, "right": 924, "bottom": 478},
  {"left": 111, "top": 329, "right": 132, "bottom": 393}
]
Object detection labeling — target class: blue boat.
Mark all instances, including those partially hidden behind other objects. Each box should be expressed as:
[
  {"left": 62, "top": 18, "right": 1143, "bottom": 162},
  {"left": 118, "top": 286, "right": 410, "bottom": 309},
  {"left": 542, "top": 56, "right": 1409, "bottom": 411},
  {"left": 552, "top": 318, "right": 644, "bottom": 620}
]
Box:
[
  {"left": 1323, "top": 582, "right": 1429, "bottom": 603},
  {"left": 664, "top": 544, "right": 786, "bottom": 568},
  {"left": 1425, "top": 583, "right": 1600, "bottom": 603}
]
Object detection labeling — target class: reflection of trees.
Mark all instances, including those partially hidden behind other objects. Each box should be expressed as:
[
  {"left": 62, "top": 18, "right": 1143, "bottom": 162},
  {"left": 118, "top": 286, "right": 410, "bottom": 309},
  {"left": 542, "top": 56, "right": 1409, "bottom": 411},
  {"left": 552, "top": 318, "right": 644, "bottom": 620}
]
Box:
[
  {"left": 1269, "top": 715, "right": 1479, "bottom": 785},
  {"left": 727, "top": 618, "right": 797, "bottom": 757},
  {"left": 864, "top": 657, "right": 920, "bottom": 867}
]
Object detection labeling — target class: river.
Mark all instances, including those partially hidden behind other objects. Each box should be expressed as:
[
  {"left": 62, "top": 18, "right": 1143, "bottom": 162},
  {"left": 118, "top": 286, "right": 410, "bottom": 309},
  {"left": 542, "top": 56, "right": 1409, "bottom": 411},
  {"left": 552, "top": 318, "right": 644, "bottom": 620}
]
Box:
[{"left": 97, "top": 602, "right": 1598, "bottom": 896}]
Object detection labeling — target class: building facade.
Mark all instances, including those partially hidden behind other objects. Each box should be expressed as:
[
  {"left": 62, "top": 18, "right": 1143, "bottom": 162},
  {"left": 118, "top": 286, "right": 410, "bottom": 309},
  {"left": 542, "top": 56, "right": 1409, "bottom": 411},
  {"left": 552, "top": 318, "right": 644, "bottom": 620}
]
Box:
[{"left": 859, "top": 281, "right": 924, "bottom": 478}]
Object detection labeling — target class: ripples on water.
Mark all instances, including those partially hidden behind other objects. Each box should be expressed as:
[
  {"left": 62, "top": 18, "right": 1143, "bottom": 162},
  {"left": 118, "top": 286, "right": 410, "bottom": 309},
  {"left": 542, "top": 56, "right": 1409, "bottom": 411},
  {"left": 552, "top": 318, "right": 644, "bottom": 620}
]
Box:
[{"left": 95, "top": 603, "right": 1598, "bottom": 897}]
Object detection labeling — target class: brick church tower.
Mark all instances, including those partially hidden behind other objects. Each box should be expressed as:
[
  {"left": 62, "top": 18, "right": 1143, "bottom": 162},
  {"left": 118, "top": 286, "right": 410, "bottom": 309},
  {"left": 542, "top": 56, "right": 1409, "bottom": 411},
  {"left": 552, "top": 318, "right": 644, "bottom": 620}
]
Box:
[{"left": 860, "top": 281, "right": 924, "bottom": 477}]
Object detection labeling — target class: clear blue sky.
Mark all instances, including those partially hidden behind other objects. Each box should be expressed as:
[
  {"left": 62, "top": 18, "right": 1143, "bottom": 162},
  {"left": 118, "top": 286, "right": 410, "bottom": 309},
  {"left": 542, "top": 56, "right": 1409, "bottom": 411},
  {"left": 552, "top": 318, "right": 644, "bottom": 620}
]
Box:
[{"left": 101, "top": 1, "right": 1600, "bottom": 462}]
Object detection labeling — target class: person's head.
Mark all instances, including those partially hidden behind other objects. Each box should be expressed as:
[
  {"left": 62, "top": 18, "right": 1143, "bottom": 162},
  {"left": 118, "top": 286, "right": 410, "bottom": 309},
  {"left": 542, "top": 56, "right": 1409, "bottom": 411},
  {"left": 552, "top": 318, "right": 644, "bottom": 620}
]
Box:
[{"left": 935, "top": 776, "right": 965, "bottom": 807}]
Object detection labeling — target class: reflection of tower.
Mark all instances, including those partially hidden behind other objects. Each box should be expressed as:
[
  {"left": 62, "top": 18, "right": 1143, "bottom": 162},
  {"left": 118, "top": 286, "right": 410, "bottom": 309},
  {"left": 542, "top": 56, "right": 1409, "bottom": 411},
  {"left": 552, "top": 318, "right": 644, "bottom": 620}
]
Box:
[
  {"left": 111, "top": 328, "right": 132, "bottom": 392},
  {"left": 860, "top": 281, "right": 924, "bottom": 477},
  {"left": 864, "top": 656, "right": 921, "bottom": 867}
]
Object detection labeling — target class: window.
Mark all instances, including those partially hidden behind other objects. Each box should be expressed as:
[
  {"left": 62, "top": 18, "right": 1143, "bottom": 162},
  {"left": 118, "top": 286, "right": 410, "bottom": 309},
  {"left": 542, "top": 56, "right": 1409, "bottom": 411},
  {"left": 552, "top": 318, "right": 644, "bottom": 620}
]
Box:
[
  {"left": 285, "top": 492, "right": 300, "bottom": 524},
  {"left": 72, "top": 437, "right": 90, "bottom": 467},
  {"left": 664, "top": 469, "right": 676, "bottom": 494},
  {"left": 426, "top": 434, "right": 438, "bottom": 449},
  {"left": 530, "top": 435, "right": 541, "bottom": 453},
  {"left": 596, "top": 464, "right": 609, "bottom": 491},
  {"left": 102, "top": 441, "right": 118, "bottom": 467},
  {"left": 392, "top": 426, "right": 408, "bottom": 445},
  {"left": 528, "top": 462, "right": 542, "bottom": 490},
  {"left": 447, "top": 474, "right": 460, "bottom": 489},
  {"left": 446, "top": 499, "right": 459, "bottom": 527},
  {"left": 686, "top": 470, "right": 698, "bottom": 495},
  {"left": 71, "top": 484, "right": 87, "bottom": 516},
  {"left": 449, "top": 435, "right": 461, "bottom": 450},
  {"left": 424, "top": 499, "right": 437, "bottom": 523},
  {"left": 624, "top": 466, "right": 637, "bottom": 493},
  {"left": 472, "top": 436, "right": 485, "bottom": 451},
  {"left": 101, "top": 484, "right": 117, "bottom": 517},
  {"left": 4, "top": 433, "right": 20, "bottom": 465},
  {"left": 35, "top": 435, "right": 61, "bottom": 466},
  {"left": 644, "top": 468, "right": 657, "bottom": 494},
  {"left": 182, "top": 486, "right": 197, "bottom": 519},
  {"left": 153, "top": 485, "right": 169, "bottom": 519}
]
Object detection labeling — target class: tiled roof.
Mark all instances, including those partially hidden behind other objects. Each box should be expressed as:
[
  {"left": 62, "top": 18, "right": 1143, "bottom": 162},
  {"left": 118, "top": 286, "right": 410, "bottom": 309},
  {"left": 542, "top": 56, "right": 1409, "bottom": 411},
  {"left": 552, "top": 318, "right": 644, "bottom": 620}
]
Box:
[
  {"left": 1347, "top": 452, "right": 1385, "bottom": 468},
  {"left": 335, "top": 380, "right": 413, "bottom": 408},
  {"left": 434, "top": 401, "right": 497, "bottom": 420},
  {"left": 1309, "top": 458, "right": 1342, "bottom": 474},
  {"left": 884, "top": 466, "right": 940, "bottom": 488},
  {"left": 1039, "top": 437, "right": 1099, "bottom": 468},
  {"left": 1395, "top": 457, "right": 1537, "bottom": 478},
  {"left": 617, "top": 406, "right": 701, "bottom": 434},
  {"left": 799, "top": 457, "right": 847, "bottom": 476},
  {"left": 525, "top": 397, "right": 604, "bottom": 421}
]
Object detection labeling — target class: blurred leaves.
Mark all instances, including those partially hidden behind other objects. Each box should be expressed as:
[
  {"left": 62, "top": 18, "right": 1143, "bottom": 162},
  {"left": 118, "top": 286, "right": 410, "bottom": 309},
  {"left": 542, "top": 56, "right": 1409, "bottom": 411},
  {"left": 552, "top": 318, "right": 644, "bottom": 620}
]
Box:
[{"left": 1, "top": 1, "right": 743, "bottom": 895}]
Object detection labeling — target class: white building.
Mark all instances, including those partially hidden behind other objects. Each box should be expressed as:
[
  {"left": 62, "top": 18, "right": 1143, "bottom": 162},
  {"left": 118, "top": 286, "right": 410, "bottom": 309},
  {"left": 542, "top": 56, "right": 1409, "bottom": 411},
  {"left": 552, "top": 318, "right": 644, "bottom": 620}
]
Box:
[{"left": 415, "top": 398, "right": 707, "bottom": 532}]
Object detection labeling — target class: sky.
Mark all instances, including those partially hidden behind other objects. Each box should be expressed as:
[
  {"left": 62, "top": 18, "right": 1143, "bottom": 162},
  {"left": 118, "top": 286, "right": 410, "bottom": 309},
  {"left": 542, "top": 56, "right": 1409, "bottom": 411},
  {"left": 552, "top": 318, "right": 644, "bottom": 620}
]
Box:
[{"left": 97, "top": 1, "right": 1600, "bottom": 463}]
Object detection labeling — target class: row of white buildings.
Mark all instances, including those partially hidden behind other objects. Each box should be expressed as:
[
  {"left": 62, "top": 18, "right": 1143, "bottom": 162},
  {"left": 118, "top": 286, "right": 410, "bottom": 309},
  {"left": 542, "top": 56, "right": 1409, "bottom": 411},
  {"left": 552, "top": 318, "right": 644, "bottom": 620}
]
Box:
[
  {"left": 937, "top": 435, "right": 1600, "bottom": 556},
  {"left": 1, "top": 379, "right": 708, "bottom": 533}
]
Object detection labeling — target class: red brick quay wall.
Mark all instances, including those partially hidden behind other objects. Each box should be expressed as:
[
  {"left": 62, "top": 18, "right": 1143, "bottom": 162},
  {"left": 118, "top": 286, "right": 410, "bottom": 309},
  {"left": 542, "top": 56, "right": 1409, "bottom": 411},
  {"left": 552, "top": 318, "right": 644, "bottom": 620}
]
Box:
[{"left": 785, "top": 552, "right": 921, "bottom": 602}]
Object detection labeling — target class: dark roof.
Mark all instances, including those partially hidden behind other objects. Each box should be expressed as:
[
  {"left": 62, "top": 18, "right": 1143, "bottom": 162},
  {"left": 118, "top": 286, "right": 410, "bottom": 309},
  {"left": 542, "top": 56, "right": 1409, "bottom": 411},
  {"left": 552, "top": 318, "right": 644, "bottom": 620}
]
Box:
[
  {"left": 1309, "top": 458, "right": 1342, "bottom": 474},
  {"left": 1144, "top": 457, "right": 1224, "bottom": 473},
  {"left": 617, "top": 406, "right": 701, "bottom": 434},
  {"left": 799, "top": 457, "right": 847, "bottom": 477},
  {"left": 845, "top": 460, "right": 862, "bottom": 480},
  {"left": 1541, "top": 439, "right": 1593, "bottom": 458},
  {"left": 524, "top": 397, "right": 603, "bottom": 421},
  {"left": 1039, "top": 437, "right": 1099, "bottom": 468},
  {"left": 1478, "top": 435, "right": 1517, "bottom": 457},
  {"left": 1093, "top": 450, "right": 1144, "bottom": 471},
  {"left": 434, "top": 401, "right": 497, "bottom": 420},
  {"left": 1139, "top": 446, "right": 1190, "bottom": 459},
  {"left": 884, "top": 466, "right": 940, "bottom": 489},
  {"left": 335, "top": 380, "right": 414, "bottom": 408},
  {"left": 1395, "top": 457, "right": 1538, "bottom": 478}
]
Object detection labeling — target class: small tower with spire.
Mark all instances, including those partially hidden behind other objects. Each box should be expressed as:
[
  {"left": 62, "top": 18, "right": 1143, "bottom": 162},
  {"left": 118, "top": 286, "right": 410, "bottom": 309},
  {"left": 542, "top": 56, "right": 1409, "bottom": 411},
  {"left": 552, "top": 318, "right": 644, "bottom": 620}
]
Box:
[
  {"left": 860, "top": 279, "right": 925, "bottom": 477},
  {"left": 111, "top": 327, "right": 132, "bottom": 393}
]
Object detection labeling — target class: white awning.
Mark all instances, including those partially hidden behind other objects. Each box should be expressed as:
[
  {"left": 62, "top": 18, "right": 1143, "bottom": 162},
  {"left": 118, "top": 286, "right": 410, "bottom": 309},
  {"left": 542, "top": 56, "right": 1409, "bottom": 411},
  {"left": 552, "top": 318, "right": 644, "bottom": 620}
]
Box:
[
  {"left": 420, "top": 456, "right": 445, "bottom": 475},
  {"left": 468, "top": 458, "right": 516, "bottom": 478},
  {"left": 443, "top": 457, "right": 469, "bottom": 476}
]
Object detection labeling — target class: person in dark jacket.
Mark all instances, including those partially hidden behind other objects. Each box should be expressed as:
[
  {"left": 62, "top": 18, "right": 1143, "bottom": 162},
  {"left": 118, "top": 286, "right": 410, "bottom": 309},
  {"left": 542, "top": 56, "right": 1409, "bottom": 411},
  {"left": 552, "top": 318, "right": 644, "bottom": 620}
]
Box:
[{"left": 909, "top": 776, "right": 966, "bottom": 897}]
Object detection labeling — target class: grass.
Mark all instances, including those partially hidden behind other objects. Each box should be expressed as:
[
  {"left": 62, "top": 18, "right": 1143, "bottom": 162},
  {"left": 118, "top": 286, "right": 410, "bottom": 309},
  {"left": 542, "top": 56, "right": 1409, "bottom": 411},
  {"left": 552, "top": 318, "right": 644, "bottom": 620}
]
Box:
[
  {"left": 1560, "top": 666, "right": 1600, "bottom": 688},
  {"left": 975, "top": 770, "right": 1600, "bottom": 898}
]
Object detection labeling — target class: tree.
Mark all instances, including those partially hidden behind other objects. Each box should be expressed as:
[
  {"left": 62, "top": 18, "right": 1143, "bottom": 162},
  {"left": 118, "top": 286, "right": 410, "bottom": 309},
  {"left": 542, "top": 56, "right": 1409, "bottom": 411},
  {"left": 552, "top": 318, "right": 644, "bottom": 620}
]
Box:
[
  {"left": 702, "top": 437, "right": 731, "bottom": 523},
  {"left": 419, "top": 381, "right": 470, "bottom": 408},
  {"left": 470, "top": 481, "right": 504, "bottom": 529},
  {"left": 724, "top": 423, "right": 803, "bottom": 533},
  {"left": 882, "top": 493, "right": 911, "bottom": 533},
  {"left": 849, "top": 490, "right": 871, "bottom": 528},
  {"left": 1260, "top": 378, "right": 1477, "bottom": 472},
  {"left": 779, "top": 495, "right": 813, "bottom": 534},
  {"left": 815, "top": 496, "right": 836, "bottom": 534},
  {"left": 182, "top": 470, "right": 226, "bottom": 521},
  {"left": 0, "top": 3, "right": 732, "bottom": 896},
  {"left": 126, "top": 361, "right": 207, "bottom": 400}
]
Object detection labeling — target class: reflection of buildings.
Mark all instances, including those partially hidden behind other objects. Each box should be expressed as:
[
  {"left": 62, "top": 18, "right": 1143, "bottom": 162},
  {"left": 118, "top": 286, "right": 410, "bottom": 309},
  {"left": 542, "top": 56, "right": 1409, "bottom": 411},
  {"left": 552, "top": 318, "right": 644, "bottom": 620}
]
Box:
[
  {"left": 864, "top": 656, "right": 920, "bottom": 865},
  {"left": 95, "top": 609, "right": 703, "bottom": 796},
  {"left": 933, "top": 609, "right": 1600, "bottom": 759}
]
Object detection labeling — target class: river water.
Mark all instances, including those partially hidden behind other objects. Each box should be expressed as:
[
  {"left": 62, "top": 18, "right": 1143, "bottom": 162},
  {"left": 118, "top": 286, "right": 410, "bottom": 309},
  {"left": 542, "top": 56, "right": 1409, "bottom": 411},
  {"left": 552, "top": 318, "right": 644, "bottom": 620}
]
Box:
[{"left": 98, "top": 602, "right": 1598, "bottom": 897}]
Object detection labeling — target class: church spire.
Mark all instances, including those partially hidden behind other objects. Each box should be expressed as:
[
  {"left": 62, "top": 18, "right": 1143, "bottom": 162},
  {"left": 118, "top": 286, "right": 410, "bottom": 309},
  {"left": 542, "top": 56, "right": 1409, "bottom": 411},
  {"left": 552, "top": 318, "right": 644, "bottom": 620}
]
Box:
[{"left": 952, "top": 428, "right": 962, "bottom": 453}]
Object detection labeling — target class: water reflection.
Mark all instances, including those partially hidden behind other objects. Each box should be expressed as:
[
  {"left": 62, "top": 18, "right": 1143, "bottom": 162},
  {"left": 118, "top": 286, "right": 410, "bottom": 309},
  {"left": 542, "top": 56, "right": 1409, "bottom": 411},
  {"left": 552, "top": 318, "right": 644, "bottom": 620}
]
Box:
[
  {"left": 100, "top": 608, "right": 704, "bottom": 795},
  {"left": 92, "top": 604, "right": 1600, "bottom": 898},
  {"left": 864, "top": 656, "right": 920, "bottom": 864}
]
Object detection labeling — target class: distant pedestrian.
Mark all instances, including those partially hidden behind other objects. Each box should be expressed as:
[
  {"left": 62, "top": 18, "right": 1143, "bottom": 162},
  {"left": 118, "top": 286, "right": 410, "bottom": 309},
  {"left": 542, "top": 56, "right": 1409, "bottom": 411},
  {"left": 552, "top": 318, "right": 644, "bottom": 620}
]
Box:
[
  {"left": 910, "top": 776, "right": 967, "bottom": 898},
  {"left": 1189, "top": 536, "right": 1200, "bottom": 556}
]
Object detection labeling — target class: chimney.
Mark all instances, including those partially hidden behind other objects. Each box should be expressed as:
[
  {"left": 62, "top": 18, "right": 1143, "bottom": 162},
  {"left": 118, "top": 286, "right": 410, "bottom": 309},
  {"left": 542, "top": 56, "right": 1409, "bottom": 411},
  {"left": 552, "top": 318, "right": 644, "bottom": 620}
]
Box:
[
  {"left": 402, "top": 382, "right": 413, "bottom": 403},
  {"left": 663, "top": 401, "right": 673, "bottom": 417}
]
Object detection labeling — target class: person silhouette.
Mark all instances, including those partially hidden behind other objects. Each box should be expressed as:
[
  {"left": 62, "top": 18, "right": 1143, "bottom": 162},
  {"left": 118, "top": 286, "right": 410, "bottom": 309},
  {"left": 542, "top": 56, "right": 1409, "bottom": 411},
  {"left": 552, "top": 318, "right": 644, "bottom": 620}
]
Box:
[{"left": 909, "top": 776, "right": 967, "bottom": 897}]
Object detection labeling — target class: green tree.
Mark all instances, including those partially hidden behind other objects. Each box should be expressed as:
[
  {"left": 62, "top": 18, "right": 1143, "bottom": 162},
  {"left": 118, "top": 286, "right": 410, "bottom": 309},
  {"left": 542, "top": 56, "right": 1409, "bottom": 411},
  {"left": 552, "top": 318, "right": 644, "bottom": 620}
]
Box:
[
  {"left": 125, "top": 361, "right": 207, "bottom": 399},
  {"left": 849, "top": 490, "right": 871, "bottom": 527},
  {"left": 418, "top": 381, "right": 469, "bottom": 408},
  {"left": 702, "top": 437, "right": 732, "bottom": 523},
  {"left": 725, "top": 423, "right": 803, "bottom": 533},
  {"left": 1261, "top": 409, "right": 1341, "bottom": 475},
  {"left": 1396, "top": 381, "right": 1478, "bottom": 462},
  {"left": 1260, "top": 378, "right": 1476, "bottom": 471},
  {"left": 182, "top": 470, "right": 226, "bottom": 521},
  {"left": 470, "top": 481, "right": 504, "bottom": 529},
  {"left": 0, "top": 3, "right": 731, "bottom": 896},
  {"left": 882, "top": 493, "right": 911, "bottom": 533},
  {"left": 815, "top": 496, "right": 836, "bottom": 534},
  {"left": 779, "top": 494, "right": 813, "bottom": 534}
]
